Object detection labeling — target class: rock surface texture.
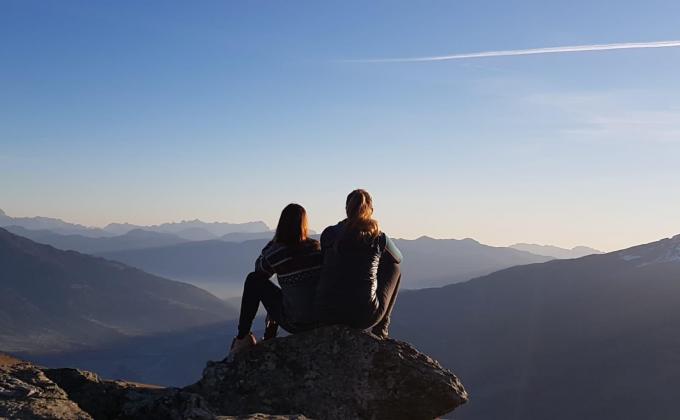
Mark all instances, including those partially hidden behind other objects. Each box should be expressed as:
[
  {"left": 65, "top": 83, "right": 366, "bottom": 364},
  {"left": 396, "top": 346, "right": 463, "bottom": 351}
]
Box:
[
  {"left": 190, "top": 326, "right": 468, "bottom": 419},
  {"left": 0, "top": 361, "right": 91, "bottom": 420},
  {"left": 0, "top": 327, "right": 467, "bottom": 419}
]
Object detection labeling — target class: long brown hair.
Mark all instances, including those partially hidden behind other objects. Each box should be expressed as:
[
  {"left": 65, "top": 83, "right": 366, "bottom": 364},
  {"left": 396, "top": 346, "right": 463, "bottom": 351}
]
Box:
[
  {"left": 274, "top": 203, "right": 309, "bottom": 246},
  {"left": 345, "top": 189, "right": 380, "bottom": 239}
]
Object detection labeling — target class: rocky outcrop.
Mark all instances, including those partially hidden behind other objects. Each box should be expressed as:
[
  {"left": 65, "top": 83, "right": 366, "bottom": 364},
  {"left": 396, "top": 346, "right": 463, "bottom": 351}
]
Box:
[
  {"left": 0, "top": 361, "right": 91, "bottom": 420},
  {"left": 1, "top": 359, "right": 218, "bottom": 420},
  {"left": 42, "top": 368, "right": 215, "bottom": 420},
  {"left": 1, "top": 327, "right": 467, "bottom": 419},
  {"left": 189, "top": 326, "right": 468, "bottom": 419}
]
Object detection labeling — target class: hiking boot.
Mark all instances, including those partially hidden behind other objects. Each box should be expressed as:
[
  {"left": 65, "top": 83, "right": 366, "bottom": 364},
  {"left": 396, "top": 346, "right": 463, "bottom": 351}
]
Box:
[
  {"left": 371, "top": 321, "right": 389, "bottom": 339},
  {"left": 230, "top": 332, "right": 257, "bottom": 354},
  {"left": 263, "top": 315, "right": 279, "bottom": 341},
  {"left": 371, "top": 328, "right": 388, "bottom": 339}
]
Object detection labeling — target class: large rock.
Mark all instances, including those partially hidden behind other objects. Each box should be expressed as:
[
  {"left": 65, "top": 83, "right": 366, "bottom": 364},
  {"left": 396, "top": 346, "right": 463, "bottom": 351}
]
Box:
[
  {"left": 0, "top": 362, "right": 92, "bottom": 420},
  {"left": 189, "top": 326, "right": 468, "bottom": 419},
  {"left": 0, "top": 361, "right": 307, "bottom": 420},
  {"left": 42, "top": 368, "right": 216, "bottom": 420},
  {"left": 1, "top": 328, "right": 467, "bottom": 419}
]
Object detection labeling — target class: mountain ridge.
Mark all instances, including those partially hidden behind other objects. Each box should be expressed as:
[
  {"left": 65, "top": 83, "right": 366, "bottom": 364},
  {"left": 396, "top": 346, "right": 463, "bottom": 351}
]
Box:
[
  {"left": 103, "top": 219, "right": 270, "bottom": 238},
  {"left": 0, "top": 209, "right": 113, "bottom": 238},
  {"left": 0, "top": 228, "right": 236, "bottom": 353},
  {"left": 96, "top": 236, "right": 554, "bottom": 297},
  {"left": 3, "top": 225, "right": 190, "bottom": 254},
  {"left": 393, "top": 236, "right": 553, "bottom": 288},
  {"left": 392, "top": 232, "right": 680, "bottom": 420},
  {"left": 0, "top": 208, "right": 270, "bottom": 239},
  {"left": 510, "top": 242, "right": 602, "bottom": 259}
]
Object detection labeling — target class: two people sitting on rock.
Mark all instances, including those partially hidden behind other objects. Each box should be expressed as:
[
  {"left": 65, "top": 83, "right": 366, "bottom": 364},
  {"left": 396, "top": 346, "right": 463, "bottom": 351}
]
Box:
[{"left": 231, "top": 189, "right": 403, "bottom": 353}]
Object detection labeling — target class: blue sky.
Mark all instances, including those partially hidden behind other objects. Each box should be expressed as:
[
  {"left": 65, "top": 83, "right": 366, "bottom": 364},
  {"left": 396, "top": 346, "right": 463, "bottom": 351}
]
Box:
[{"left": 2, "top": 1, "right": 680, "bottom": 250}]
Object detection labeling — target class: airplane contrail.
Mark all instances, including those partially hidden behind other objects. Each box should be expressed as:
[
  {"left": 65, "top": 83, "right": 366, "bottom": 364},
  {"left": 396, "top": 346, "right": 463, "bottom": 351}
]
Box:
[{"left": 342, "top": 40, "right": 680, "bottom": 63}]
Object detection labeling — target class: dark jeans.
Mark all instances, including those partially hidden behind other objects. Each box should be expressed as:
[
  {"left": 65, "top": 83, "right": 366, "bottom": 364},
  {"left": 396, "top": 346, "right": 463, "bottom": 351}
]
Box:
[
  {"left": 367, "top": 260, "right": 401, "bottom": 337},
  {"left": 237, "top": 271, "right": 285, "bottom": 338}
]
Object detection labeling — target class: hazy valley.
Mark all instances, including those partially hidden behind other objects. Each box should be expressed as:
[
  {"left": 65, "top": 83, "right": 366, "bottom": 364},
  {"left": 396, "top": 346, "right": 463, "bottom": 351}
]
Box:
[{"left": 2, "top": 209, "right": 576, "bottom": 297}]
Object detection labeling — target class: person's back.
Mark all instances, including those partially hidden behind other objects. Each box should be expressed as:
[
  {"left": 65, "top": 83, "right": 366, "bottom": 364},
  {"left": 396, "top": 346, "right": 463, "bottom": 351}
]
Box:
[
  {"left": 315, "top": 190, "right": 402, "bottom": 337},
  {"left": 256, "top": 238, "right": 321, "bottom": 329},
  {"left": 232, "top": 203, "right": 321, "bottom": 353}
]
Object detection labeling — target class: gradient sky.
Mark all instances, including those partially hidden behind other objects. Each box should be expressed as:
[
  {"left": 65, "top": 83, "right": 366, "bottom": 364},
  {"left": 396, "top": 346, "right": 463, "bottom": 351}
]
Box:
[{"left": 2, "top": 1, "right": 680, "bottom": 251}]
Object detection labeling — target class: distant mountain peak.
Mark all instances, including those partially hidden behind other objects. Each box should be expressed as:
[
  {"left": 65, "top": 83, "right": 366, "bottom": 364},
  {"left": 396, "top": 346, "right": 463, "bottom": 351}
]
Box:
[
  {"left": 123, "top": 228, "right": 164, "bottom": 237},
  {"left": 0, "top": 208, "right": 5, "bottom": 216},
  {"left": 510, "top": 243, "right": 601, "bottom": 259},
  {"left": 643, "top": 244, "right": 680, "bottom": 266},
  {"left": 103, "top": 219, "right": 270, "bottom": 237},
  {"left": 617, "top": 234, "right": 680, "bottom": 266},
  {"left": 412, "top": 236, "right": 480, "bottom": 245}
]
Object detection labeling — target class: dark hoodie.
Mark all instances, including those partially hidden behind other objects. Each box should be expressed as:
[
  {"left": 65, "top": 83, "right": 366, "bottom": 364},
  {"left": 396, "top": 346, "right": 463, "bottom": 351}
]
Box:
[{"left": 314, "top": 220, "right": 403, "bottom": 327}]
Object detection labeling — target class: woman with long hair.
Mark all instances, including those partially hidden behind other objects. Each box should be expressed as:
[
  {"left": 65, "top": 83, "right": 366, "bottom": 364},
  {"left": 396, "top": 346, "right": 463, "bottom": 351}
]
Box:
[
  {"left": 314, "top": 189, "right": 403, "bottom": 338},
  {"left": 231, "top": 203, "right": 322, "bottom": 353}
]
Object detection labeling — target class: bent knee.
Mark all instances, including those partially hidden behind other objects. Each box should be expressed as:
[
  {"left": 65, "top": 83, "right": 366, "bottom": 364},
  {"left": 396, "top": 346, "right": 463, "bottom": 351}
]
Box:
[{"left": 245, "top": 271, "right": 268, "bottom": 286}]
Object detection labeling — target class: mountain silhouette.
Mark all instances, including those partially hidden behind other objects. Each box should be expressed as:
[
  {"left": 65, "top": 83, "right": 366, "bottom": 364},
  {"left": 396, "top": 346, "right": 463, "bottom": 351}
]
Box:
[
  {"left": 221, "top": 231, "right": 275, "bottom": 242},
  {"left": 0, "top": 228, "right": 236, "bottom": 354},
  {"left": 98, "top": 239, "right": 267, "bottom": 297},
  {"left": 392, "top": 233, "right": 680, "bottom": 420},
  {"left": 98, "top": 236, "right": 553, "bottom": 296},
  {"left": 3, "top": 226, "right": 190, "bottom": 254},
  {"left": 510, "top": 242, "right": 602, "bottom": 259},
  {"left": 103, "top": 219, "right": 270, "bottom": 238},
  {"left": 10, "top": 227, "right": 680, "bottom": 414},
  {"left": 0, "top": 208, "right": 270, "bottom": 240},
  {"left": 0, "top": 208, "right": 113, "bottom": 237},
  {"left": 393, "top": 236, "right": 553, "bottom": 287}
]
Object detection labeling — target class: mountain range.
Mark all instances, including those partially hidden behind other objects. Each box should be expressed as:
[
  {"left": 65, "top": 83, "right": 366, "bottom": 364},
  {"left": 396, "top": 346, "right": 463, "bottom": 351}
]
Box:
[
  {"left": 102, "top": 219, "right": 270, "bottom": 239},
  {"left": 98, "top": 239, "right": 267, "bottom": 298},
  {"left": 0, "top": 219, "right": 559, "bottom": 297},
  {"left": 391, "top": 233, "right": 680, "bottom": 420},
  {"left": 0, "top": 208, "right": 270, "bottom": 241},
  {"left": 0, "top": 228, "right": 236, "bottom": 354},
  {"left": 98, "top": 236, "right": 554, "bottom": 297},
  {"left": 3, "top": 225, "right": 190, "bottom": 254},
  {"left": 1, "top": 210, "right": 590, "bottom": 293},
  {"left": 510, "top": 242, "right": 602, "bottom": 259},
  {"left": 4, "top": 220, "right": 680, "bottom": 419},
  {"left": 0, "top": 208, "right": 113, "bottom": 238},
  {"left": 393, "top": 236, "right": 554, "bottom": 287}
]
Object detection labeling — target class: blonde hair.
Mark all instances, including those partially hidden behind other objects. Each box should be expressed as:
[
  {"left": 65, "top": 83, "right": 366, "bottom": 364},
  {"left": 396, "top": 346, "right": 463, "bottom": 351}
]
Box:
[{"left": 345, "top": 189, "right": 380, "bottom": 239}]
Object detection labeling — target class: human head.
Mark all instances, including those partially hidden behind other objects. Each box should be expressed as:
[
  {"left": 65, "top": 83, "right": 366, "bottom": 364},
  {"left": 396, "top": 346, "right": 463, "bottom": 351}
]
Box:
[
  {"left": 275, "top": 203, "right": 309, "bottom": 246},
  {"left": 345, "top": 189, "right": 380, "bottom": 238}
]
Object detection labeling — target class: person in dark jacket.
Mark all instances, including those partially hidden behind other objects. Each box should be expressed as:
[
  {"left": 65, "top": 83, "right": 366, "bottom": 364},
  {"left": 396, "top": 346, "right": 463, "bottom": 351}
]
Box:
[
  {"left": 315, "top": 189, "right": 403, "bottom": 338},
  {"left": 231, "top": 203, "right": 322, "bottom": 353}
]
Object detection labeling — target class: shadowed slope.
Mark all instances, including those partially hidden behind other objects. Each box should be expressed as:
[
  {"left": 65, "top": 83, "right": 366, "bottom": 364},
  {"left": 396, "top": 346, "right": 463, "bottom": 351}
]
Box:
[
  {"left": 393, "top": 234, "right": 680, "bottom": 420},
  {"left": 0, "top": 228, "right": 235, "bottom": 353}
]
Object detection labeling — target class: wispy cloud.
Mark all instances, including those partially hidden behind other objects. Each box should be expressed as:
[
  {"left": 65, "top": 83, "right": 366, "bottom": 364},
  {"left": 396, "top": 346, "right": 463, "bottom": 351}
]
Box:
[
  {"left": 343, "top": 40, "right": 680, "bottom": 63},
  {"left": 525, "top": 91, "right": 680, "bottom": 143}
]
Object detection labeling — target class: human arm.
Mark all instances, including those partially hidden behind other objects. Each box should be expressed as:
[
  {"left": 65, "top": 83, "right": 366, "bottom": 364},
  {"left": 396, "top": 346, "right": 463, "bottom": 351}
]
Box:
[
  {"left": 254, "top": 241, "right": 276, "bottom": 277},
  {"left": 383, "top": 234, "right": 403, "bottom": 264}
]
